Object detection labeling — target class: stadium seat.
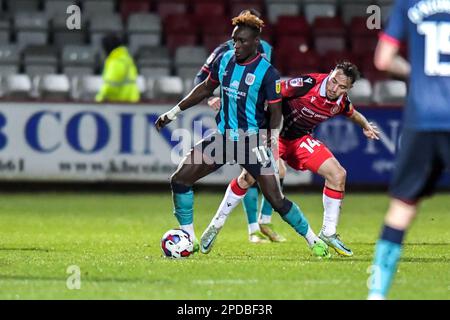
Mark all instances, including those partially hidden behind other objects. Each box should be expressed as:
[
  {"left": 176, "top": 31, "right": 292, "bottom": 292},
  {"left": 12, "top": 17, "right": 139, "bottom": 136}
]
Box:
[
  {"left": 303, "top": 0, "right": 337, "bottom": 25},
  {"left": 44, "top": 0, "right": 75, "bottom": 19},
  {"left": 40, "top": 74, "right": 70, "bottom": 100},
  {"left": 127, "top": 13, "right": 162, "bottom": 55},
  {"left": 4, "top": 74, "right": 32, "bottom": 99},
  {"left": 153, "top": 76, "right": 184, "bottom": 101},
  {"left": 156, "top": 0, "right": 188, "bottom": 20},
  {"left": 193, "top": 0, "right": 226, "bottom": 17},
  {"left": 349, "top": 17, "right": 379, "bottom": 56},
  {"left": 265, "top": 0, "right": 300, "bottom": 24},
  {"left": 313, "top": 17, "right": 346, "bottom": 55},
  {"left": 321, "top": 50, "right": 360, "bottom": 73},
  {"left": 6, "top": 0, "right": 40, "bottom": 14},
  {"left": 52, "top": 15, "right": 87, "bottom": 48},
  {"left": 0, "top": 14, "right": 10, "bottom": 43},
  {"left": 174, "top": 46, "right": 207, "bottom": 69},
  {"left": 372, "top": 80, "right": 407, "bottom": 105},
  {"left": 89, "top": 14, "right": 124, "bottom": 52},
  {"left": 274, "top": 35, "right": 311, "bottom": 72},
  {"left": 340, "top": 0, "right": 375, "bottom": 25},
  {"left": 82, "top": 0, "right": 115, "bottom": 18},
  {"left": 0, "top": 44, "right": 20, "bottom": 76},
  {"left": 275, "top": 16, "right": 310, "bottom": 37},
  {"left": 347, "top": 78, "right": 372, "bottom": 105},
  {"left": 136, "top": 74, "right": 146, "bottom": 97},
  {"left": 23, "top": 45, "right": 59, "bottom": 77},
  {"left": 14, "top": 12, "right": 49, "bottom": 51},
  {"left": 203, "top": 34, "right": 231, "bottom": 54},
  {"left": 137, "top": 46, "right": 172, "bottom": 78},
  {"left": 143, "top": 76, "right": 156, "bottom": 100},
  {"left": 359, "top": 54, "right": 389, "bottom": 83},
  {"left": 62, "top": 45, "right": 98, "bottom": 77},
  {"left": 164, "top": 14, "right": 199, "bottom": 55},
  {"left": 77, "top": 75, "right": 103, "bottom": 102},
  {"left": 284, "top": 50, "right": 321, "bottom": 76},
  {"left": 229, "top": 0, "right": 264, "bottom": 18},
  {"left": 119, "top": 0, "right": 151, "bottom": 21}
]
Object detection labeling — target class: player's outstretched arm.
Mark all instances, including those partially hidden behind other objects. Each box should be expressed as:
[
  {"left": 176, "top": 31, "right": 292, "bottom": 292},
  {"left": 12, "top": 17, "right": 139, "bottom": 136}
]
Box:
[
  {"left": 349, "top": 110, "right": 380, "bottom": 140},
  {"left": 155, "top": 78, "right": 219, "bottom": 131},
  {"left": 374, "top": 38, "right": 410, "bottom": 79}
]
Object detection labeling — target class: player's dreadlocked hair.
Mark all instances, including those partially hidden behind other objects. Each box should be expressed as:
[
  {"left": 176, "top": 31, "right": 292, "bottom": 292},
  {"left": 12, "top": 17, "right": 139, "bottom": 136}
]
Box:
[
  {"left": 231, "top": 11, "right": 264, "bottom": 36},
  {"left": 335, "top": 61, "right": 360, "bottom": 84}
]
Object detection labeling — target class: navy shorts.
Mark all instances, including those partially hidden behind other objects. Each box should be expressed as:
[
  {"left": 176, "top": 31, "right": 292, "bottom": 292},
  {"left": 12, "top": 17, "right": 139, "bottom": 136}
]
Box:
[
  {"left": 389, "top": 129, "right": 450, "bottom": 203},
  {"left": 193, "top": 131, "right": 277, "bottom": 179}
]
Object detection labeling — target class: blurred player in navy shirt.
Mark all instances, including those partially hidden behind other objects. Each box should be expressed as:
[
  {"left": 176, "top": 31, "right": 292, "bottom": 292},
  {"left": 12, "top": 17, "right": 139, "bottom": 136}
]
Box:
[{"left": 368, "top": 0, "right": 450, "bottom": 300}]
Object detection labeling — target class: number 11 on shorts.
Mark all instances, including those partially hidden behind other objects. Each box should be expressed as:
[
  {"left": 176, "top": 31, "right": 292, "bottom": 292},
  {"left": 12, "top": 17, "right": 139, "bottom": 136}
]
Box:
[{"left": 299, "top": 138, "right": 321, "bottom": 153}]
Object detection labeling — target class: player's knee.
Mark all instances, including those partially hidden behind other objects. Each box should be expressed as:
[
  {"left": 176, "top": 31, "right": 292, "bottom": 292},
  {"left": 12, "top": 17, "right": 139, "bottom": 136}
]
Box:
[
  {"left": 265, "top": 193, "right": 284, "bottom": 212},
  {"left": 238, "top": 171, "right": 255, "bottom": 189},
  {"left": 170, "top": 172, "right": 192, "bottom": 188},
  {"left": 328, "top": 167, "right": 346, "bottom": 186}
]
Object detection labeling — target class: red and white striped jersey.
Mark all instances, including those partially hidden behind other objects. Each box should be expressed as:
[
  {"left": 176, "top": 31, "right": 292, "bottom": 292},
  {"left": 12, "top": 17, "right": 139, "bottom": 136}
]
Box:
[{"left": 280, "top": 73, "right": 355, "bottom": 140}]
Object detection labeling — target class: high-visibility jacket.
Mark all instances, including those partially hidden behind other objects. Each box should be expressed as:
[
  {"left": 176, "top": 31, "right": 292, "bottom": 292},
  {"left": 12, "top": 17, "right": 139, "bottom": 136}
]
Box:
[{"left": 96, "top": 46, "right": 140, "bottom": 103}]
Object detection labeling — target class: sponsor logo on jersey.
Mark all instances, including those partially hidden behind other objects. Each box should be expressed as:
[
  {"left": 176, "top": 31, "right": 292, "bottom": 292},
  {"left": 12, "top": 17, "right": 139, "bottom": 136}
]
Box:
[
  {"left": 275, "top": 79, "right": 281, "bottom": 94},
  {"left": 300, "top": 106, "right": 329, "bottom": 120},
  {"left": 206, "top": 53, "right": 216, "bottom": 65},
  {"left": 289, "top": 78, "right": 303, "bottom": 87},
  {"left": 231, "top": 80, "right": 240, "bottom": 89},
  {"left": 245, "top": 73, "right": 256, "bottom": 86},
  {"left": 304, "top": 77, "right": 313, "bottom": 84}
]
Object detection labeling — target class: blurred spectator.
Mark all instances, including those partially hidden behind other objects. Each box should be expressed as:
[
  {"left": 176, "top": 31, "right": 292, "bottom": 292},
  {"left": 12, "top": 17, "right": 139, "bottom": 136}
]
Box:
[{"left": 95, "top": 33, "right": 140, "bottom": 103}]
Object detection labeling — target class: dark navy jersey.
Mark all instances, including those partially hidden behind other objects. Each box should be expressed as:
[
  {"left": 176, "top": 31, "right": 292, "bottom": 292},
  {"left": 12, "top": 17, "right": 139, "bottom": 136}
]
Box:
[
  {"left": 194, "top": 39, "right": 273, "bottom": 85},
  {"left": 382, "top": 0, "right": 450, "bottom": 130},
  {"left": 208, "top": 51, "right": 281, "bottom": 139}
]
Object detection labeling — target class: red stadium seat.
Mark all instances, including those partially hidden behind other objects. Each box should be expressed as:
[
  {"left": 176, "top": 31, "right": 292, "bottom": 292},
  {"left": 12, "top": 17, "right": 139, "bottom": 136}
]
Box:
[
  {"left": 193, "top": 0, "right": 226, "bottom": 17},
  {"left": 157, "top": 0, "right": 188, "bottom": 19},
  {"left": 275, "top": 15, "right": 309, "bottom": 37},
  {"left": 360, "top": 54, "right": 389, "bottom": 83},
  {"left": 120, "top": 0, "right": 151, "bottom": 21},
  {"left": 284, "top": 50, "right": 321, "bottom": 76},
  {"left": 229, "top": 1, "right": 264, "bottom": 18},
  {"left": 313, "top": 17, "right": 347, "bottom": 55},
  {"left": 203, "top": 34, "right": 231, "bottom": 53},
  {"left": 164, "top": 14, "right": 199, "bottom": 55},
  {"left": 349, "top": 17, "right": 379, "bottom": 56},
  {"left": 321, "top": 50, "right": 360, "bottom": 73}
]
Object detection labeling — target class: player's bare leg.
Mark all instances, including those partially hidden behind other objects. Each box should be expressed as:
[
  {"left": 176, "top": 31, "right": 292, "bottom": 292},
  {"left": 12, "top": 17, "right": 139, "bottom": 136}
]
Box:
[
  {"left": 367, "top": 199, "right": 417, "bottom": 299},
  {"left": 258, "top": 160, "right": 287, "bottom": 242},
  {"left": 171, "top": 148, "right": 221, "bottom": 252},
  {"left": 316, "top": 157, "right": 353, "bottom": 256},
  {"left": 255, "top": 173, "right": 330, "bottom": 258}
]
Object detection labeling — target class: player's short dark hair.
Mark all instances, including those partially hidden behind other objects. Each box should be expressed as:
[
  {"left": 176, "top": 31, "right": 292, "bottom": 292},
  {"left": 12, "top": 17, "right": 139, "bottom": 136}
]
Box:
[
  {"left": 232, "top": 11, "right": 264, "bottom": 37},
  {"left": 102, "top": 33, "right": 124, "bottom": 55},
  {"left": 335, "top": 61, "right": 360, "bottom": 84}
]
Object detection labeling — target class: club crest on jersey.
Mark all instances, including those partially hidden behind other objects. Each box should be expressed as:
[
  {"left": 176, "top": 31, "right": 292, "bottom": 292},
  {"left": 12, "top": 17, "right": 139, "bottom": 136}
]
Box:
[
  {"left": 245, "top": 73, "right": 256, "bottom": 86},
  {"left": 289, "top": 78, "right": 303, "bottom": 87},
  {"left": 276, "top": 80, "right": 281, "bottom": 94},
  {"left": 330, "top": 105, "right": 340, "bottom": 114}
]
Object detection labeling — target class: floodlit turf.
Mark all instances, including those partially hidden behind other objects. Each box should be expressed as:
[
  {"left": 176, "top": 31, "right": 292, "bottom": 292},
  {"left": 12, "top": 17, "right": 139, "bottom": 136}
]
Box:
[{"left": 0, "top": 192, "right": 448, "bottom": 300}]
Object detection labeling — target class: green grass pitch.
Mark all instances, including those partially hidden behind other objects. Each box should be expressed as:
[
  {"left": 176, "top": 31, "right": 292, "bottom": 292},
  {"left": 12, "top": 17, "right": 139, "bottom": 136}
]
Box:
[{"left": 0, "top": 192, "right": 448, "bottom": 300}]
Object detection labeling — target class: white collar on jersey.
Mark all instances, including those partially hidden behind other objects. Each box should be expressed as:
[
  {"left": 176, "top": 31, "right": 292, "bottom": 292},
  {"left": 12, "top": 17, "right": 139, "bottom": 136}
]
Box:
[{"left": 320, "top": 75, "right": 344, "bottom": 105}]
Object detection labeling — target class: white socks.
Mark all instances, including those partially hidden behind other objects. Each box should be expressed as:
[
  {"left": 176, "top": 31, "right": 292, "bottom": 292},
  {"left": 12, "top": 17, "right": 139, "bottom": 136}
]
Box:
[
  {"left": 304, "top": 226, "right": 321, "bottom": 247},
  {"left": 181, "top": 224, "right": 196, "bottom": 242},
  {"left": 212, "top": 180, "right": 246, "bottom": 229},
  {"left": 321, "top": 187, "right": 344, "bottom": 237}
]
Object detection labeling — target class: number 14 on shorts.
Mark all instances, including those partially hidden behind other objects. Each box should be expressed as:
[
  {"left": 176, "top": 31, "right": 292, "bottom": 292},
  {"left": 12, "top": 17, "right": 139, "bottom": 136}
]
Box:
[{"left": 300, "top": 137, "right": 321, "bottom": 153}]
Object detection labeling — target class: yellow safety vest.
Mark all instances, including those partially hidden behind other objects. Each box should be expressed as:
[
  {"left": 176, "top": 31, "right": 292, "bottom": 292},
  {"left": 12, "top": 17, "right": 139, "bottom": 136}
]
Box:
[{"left": 96, "top": 46, "right": 140, "bottom": 103}]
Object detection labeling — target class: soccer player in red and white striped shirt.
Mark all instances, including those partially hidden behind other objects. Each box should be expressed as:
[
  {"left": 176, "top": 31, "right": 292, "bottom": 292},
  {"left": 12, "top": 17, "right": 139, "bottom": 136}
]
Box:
[{"left": 201, "top": 61, "right": 380, "bottom": 257}]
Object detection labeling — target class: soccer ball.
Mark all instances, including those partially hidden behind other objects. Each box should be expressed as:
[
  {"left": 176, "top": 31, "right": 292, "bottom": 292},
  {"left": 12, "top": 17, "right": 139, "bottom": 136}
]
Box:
[{"left": 161, "top": 228, "right": 194, "bottom": 258}]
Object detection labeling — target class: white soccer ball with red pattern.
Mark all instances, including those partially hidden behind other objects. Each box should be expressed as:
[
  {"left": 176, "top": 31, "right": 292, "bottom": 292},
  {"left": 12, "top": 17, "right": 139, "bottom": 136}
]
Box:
[{"left": 161, "top": 229, "right": 194, "bottom": 258}]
